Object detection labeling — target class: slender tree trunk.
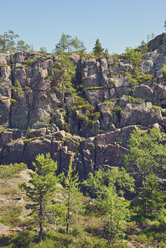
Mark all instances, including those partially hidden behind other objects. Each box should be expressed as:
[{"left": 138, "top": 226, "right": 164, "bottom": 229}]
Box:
[
  {"left": 66, "top": 188, "right": 71, "bottom": 234},
  {"left": 39, "top": 196, "right": 43, "bottom": 242},
  {"left": 2, "top": 40, "right": 5, "bottom": 53}
]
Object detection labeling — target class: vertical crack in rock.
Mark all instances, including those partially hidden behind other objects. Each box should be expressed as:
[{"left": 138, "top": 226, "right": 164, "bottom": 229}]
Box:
[
  {"left": 94, "top": 144, "right": 97, "bottom": 171},
  {"left": 80, "top": 145, "right": 87, "bottom": 179},
  {"left": 9, "top": 56, "right": 15, "bottom": 128},
  {"left": 98, "top": 58, "right": 106, "bottom": 102}
]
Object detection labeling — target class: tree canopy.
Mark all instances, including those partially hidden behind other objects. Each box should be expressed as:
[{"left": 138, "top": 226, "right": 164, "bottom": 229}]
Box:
[
  {"left": 93, "top": 39, "right": 104, "bottom": 56},
  {"left": 19, "top": 153, "right": 60, "bottom": 242},
  {"left": 124, "top": 128, "right": 166, "bottom": 185},
  {"left": 0, "top": 30, "right": 32, "bottom": 53},
  {"left": 55, "top": 33, "right": 86, "bottom": 53}
]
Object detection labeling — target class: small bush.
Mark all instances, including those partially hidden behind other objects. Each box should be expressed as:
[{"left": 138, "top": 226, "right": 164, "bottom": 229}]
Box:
[
  {"left": 138, "top": 74, "right": 154, "bottom": 83},
  {"left": 0, "top": 162, "right": 27, "bottom": 179},
  {"left": 85, "top": 86, "right": 104, "bottom": 90},
  {"left": 102, "top": 100, "right": 113, "bottom": 106},
  {"left": 12, "top": 231, "right": 33, "bottom": 248},
  {"left": 113, "top": 106, "right": 121, "bottom": 113},
  {"left": 23, "top": 137, "right": 39, "bottom": 145},
  {"left": 24, "top": 57, "right": 37, "bottom": 65},
  {"left": 10, "top": 98, "right": 16, "bottom": 105},
  {"left": 152, "top": 105, "right": 162, "bottom": 110},
  {"left": 161, "top": 64, "right": 166, "bottom": 78},
  {"left": 126, "top": 95, "right": 144, "bottom": 104},
  {"left": 0, "top": 125, "right": 6, "bottom": 133},
  {"left": 12, "top": 80, "right": 24, "bottom": 98},
  {"left": 110, "top": 78, "right": 116, "bottom": 84}
]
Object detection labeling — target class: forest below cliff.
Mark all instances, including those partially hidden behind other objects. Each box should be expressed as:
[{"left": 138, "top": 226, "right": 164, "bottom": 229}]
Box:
[{"left": 1, "top": 31, "right": 166, "bottom": 247}]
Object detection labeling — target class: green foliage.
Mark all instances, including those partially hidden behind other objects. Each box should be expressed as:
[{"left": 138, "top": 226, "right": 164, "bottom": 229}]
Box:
[
  {"left": 11, "top": 231, "right": 33, "bottom": 248},
  {"left": 125, "top": 72, "right": 139, "bottom": 88},
  {"left": 55, "top": 33, "right": 85, "bottom": 53},
  {"left": 71, "top": 36, "right": 86, "bottom": 52},
  {"left": 93, "top": 39, "right": 104, "bottom": 56},
  {"left": 112, "top": 54, "right": 119, "bottom": 68},
  {"left": 16, "top": 40, "right": 32, "bottom": 52},
  {"left": 11, "top": 80, "right": 24, "bottom": 98},
  {"left": 19, "top": 153, "right": 60, "bottom": 242},
  {"left": 137, "top": 73, "right": 154, "bottom": 83},
  {"left": 82, "top": 168, "right": 132, "bottom": 242},
  {"left": 23, "top": 136, "right": 39, "bottom": 145},
  {"left": 125, "top": 70, "right": 154, "bottom": 94},
  {"left": 124, "top": 128, "right": 166, "bottom": 185},
  {"left": 152, "top": 105, "right": 162, "bottom": 110},
  {"left": 62, "top": 122, "right": 71, "bottom": 133},
  {"left": 40, "top": 46, "right": 47, "bottom": 54},
  {"left": 71, "top": 96, "right": 100, "bottom": 127},
  {"left": 10, "top": 98, "right": 16, "bottom": 105},
  {"left": 113, "top": 106, "right": 121, "bottom": 117},
  {"left": 139, "top": 174, "right": 165, "bottom": 218},
  {"left": 89, "top": 111, "right": 101, "bottom": 119},
  {"left": 103, "top": 186, "right": 129, "bottom": 242},
  {"left": 104, "top": 48, "right": 109, "bottom": 57},
  {"left": 50, "top": 54, "right": 76, "bottom": 102},
  {"left": 85, "top": 86, "right": 104, "bottom": 90},
  {"left": 71, "top": 97, "right": 95, "bottom": 112},
  {"left": 64, "top": 157, "right": 83, "bottom": 233},
  {"left": 0, "top": 125, "right": 6, "bottom": 133},
  {"left": 55, "top": 33, "right": 72, "bottom": 52},
  {"left": 138, "top": 42, "right": 149, "bottom": 54},
  {"left": 24, "top": 57, "right": 37, "bottom": 65},
  {"left": 126, "top": 95, "right": 145, "bottom": 104},
  {"left": 0, "top": 206, "right": 22, "bottom": 227},
  {"left": 82, "top": 168, "right": 135, "bottom": 199},
  {"left": 110, "top": 78, "right": 116, "bottom": 84},
  {"left": 161, "top": 63, "right": 166, "bottom": 78},
  {"left": 24, "top": 85, "right": 32, "bottom": 91},
  {"left": 0, "top": 162, "right": 27, "bottom": 179},
  {"left": 102, "top": 100, "right": 113, "bottom": 106},
  {"left": 124, "top": 47, "right": 142, "bottom": 65},
  {"left": 0, "top": 30, "right": 31, "bottom": 53},
  {"left": 0, "top": 30, "right": 19, "bottom": 53}
]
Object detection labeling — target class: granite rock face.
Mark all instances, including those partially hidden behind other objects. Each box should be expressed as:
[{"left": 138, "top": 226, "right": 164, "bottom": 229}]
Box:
[{"left": 0, "top": 33, "right": 166, "bottom": 178}]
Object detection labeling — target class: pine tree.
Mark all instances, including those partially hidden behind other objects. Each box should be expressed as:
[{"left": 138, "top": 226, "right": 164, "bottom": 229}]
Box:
[
  {"left": 139, "top": 174, "right": 165, "bottom": 218},
  {"left": 103, "top": 185, "right": 129, "bottom": 243},
  {"left": 50, "top": 54, "right": 76, "bottom": 102},
  {"left": 55, "top": 33, "right": 72, "bottom": 53},
  {"left": 124, "top": 128, "right": 166, "bottom": 187},
  {"left": 64, "top": 157, "right": 83, "bottom": 234},
  {"left": 19, "top": 153, "right": 60, "bottom": 242},
  {"left": 82, "top": 168, "right": 132, "bottom": 243},
  {"left": 0, "top": 30, "right": 19, "bottom": 53},
  {"left": 93, "top": 39, "right": 104, "bottom": 56},
  {"left": 71, "top": 37, "right": 86, "bottom": 52},
  {"left": 16, "top": 40, "right": 31, "bottom": 52}
]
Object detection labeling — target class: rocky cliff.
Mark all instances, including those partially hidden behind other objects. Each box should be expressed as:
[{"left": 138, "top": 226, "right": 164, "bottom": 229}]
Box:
[{"left": 0, "top": 33, "right": 166, "bottom": 178}]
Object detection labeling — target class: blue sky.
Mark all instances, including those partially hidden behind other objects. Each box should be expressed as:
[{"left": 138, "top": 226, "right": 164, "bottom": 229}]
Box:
[{"left": 0, "top": 0, "right": 166, "bottom": 54}]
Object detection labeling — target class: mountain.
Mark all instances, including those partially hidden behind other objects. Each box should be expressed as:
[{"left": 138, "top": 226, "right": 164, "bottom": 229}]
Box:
[{"left": 0, "top": 33, "right": 166, "bottom": 178}]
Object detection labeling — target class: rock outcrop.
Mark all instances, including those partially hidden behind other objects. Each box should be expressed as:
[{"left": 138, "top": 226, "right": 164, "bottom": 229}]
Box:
[{"left": 0, "top": 33, "right": 166, "bottom": 178}]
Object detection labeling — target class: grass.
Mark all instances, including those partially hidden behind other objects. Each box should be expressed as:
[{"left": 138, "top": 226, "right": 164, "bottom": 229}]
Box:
[
  {"left": 0, "top": 163, "right": 27, "bottom": 179},
  {"left": 0, "top": 206, "right": 22, "bottom": 227},
  {"left": 0, "top": 187, "right": 18, "bottom": 196}
]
